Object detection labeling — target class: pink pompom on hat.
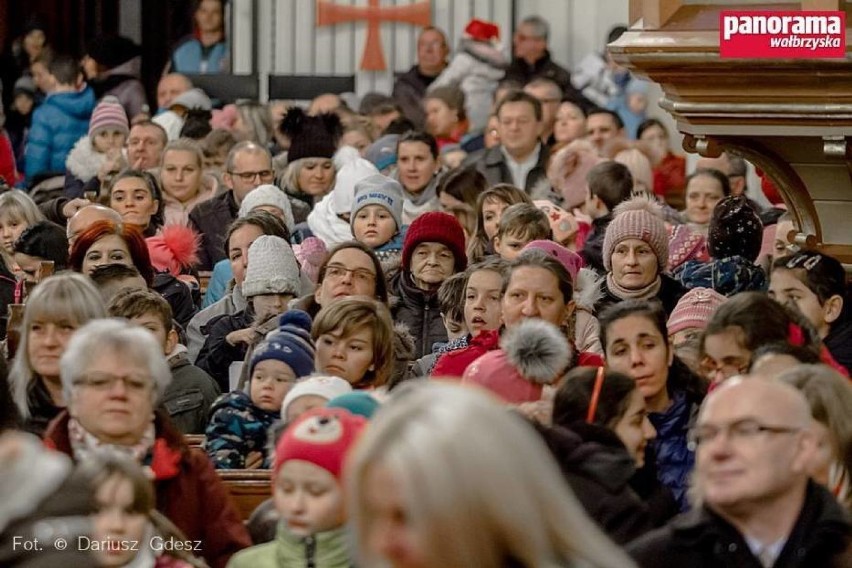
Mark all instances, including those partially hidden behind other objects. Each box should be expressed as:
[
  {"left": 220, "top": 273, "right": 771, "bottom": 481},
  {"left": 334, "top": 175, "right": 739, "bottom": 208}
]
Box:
[{"left": 146, "top": 225, "right": 200, "bottom": 276}]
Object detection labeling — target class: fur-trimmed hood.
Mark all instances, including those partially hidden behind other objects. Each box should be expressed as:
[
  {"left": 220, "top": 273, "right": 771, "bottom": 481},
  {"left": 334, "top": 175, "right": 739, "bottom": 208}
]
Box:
[{"left": 65, "top": 136, "right": 126, "bottom": 181}]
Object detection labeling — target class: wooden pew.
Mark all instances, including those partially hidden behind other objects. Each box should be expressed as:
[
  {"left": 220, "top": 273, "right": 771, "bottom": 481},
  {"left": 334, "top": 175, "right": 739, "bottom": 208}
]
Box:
[{"left": 218, "top": 470, "right": 272, "bottom": 521}]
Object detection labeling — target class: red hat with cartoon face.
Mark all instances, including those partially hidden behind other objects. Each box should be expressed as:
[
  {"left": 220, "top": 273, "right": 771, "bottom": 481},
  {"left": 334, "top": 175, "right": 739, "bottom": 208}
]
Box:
[{"left": 465, "top": 19, "right": 500, "bottom": 42}]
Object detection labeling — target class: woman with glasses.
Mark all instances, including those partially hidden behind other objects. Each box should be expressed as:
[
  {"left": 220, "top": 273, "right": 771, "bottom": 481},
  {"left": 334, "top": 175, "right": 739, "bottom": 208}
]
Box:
[
  {"left": 539, "top": 366, "right": 664, "bottom": 544},
  {"left": 42, "top": 319, "right": 252, "bottom": 568},
  {"left": 599, "top": 299, "right": 709, "bottom": 512},
  {"left": 9, "top": 272, "right": 106, "bottom": 436}
]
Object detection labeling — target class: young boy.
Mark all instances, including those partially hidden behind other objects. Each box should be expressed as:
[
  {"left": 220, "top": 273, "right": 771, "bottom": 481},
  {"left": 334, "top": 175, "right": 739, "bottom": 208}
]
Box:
[
  {"left": 280, "top": 374, "right": 352, "bottom": 423},
  {"left": 580, "top": 161, "right": 634, "bottom": 273},
  {"left": 25, "top": 54, "right": 95, "bottom": 184},
  {"left": 351, "top": 173, "right": 407, "bottom": 263},
  {"left": 408, "top": 271, "right": 468, "bottom": 377},
  {"left": 227, "top": 407, "right": 366, "bottom": 568},
  {"left": 196, "top": 235, "right": 301, "bottom": 391},
  {"left": 107, "top": 287, "right": 220, "bottom": 434},
  {"left": 492, "top": 203, "right": 551, "bottom": 261},
  {"left": 205, "top": 310, "right": 316, "bottom": 469}
]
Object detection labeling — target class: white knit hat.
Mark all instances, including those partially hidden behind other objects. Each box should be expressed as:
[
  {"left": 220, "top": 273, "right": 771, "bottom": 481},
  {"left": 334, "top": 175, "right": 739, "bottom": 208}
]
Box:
[
  {"left": 238, "top": 184, "right": 295, "bottom": 232},
  {"left": 280, "top": 374, "right": 353, "bottom": 420},
  {"left": 242, "top": 235, "right": 301, "bottom": 298},
  {"left": 329, "top": 147, "right": 379, "bottom": 215}
]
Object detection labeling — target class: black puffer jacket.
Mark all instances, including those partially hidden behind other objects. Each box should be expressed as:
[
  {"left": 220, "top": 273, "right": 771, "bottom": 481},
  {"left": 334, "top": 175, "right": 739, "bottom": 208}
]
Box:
[
  {"left": 536, "top": 422, "right": 653, "bottom": 544},
  {"left": 390, "top": 270, "right": 447, "bottom": 360},
  {"left": 188, "top": 190, "right": 238, "bottom": 270}
]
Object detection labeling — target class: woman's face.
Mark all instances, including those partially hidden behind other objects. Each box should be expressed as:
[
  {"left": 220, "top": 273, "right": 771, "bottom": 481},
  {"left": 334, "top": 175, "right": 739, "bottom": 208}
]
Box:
[
  {"left": 92, "top": 129, "right": 127, "bottom": 154},
  {"left": 228, "top": 224, "right": 265, "bottom": 286},
  {"left": 639, "top": 124, "right": 669, "bottom": 164},
  {"left": 92, "top": 475, "right": 149, "bottom": 567},
  {"left": 110, "top": 177, "right": 158, "bottom": 228},
  {"left": 397, "top": 141, "right": 438, "bottom": 194},
  {"left": 409, "top": 243, "right": 454, "bottom": 291},
  {"left": 363, "top": 464, "right": 427, "bottom": 568},
  {"left": 610, "top": 238, "right": 658, "bottom": 290},
  {"left": 161, "top": 149, "right": 203, "bottom": 204},
  {"left": 315, "top": 248, "right": 378, "bottom": 306},
  {"left": 501, "top": 266, "right": 571, "bottom": 329},
  {"left": 81, "top": 234, "right": 132, "bottom": 275},
  {"left": 424, "top": 98, "right": 459, "bottom": 139},
  {"left": 612, "top": 388, "right": 656, "bottom": 468},
  {"left": 482, "top": 198, "right": 509, "bottom": 240},
  {"left": 297, "top": 158, "right": 335, "bottom": 196},
  {"left": 69, "top": 352, "right": 155, "bottom": 445},
  {"left": 315, "top": 326, "right": 375, "bottom": 386},
  {"left": 341, "top": 130, "right": 372, "bottom": 156},
  {"left": 28, "top": 315, "right": 78, "bottom": 381},
  {"left": 0, "top": 214, "right": 28, "bottom": 253},
  {"left": 553, "top": 102, "right": 586, "bottom": 144},
  {"left": 604, "top": 314, "right": 673, "bottom": 409},
  {"left": 274, "top": 460, "right": 345, "bottom": 536},
  {"left": 685, "top": 174, "right": 725, "bottom": 226},
  {"left": 702, "top": 327, "right": 751, "bottom": 384}
]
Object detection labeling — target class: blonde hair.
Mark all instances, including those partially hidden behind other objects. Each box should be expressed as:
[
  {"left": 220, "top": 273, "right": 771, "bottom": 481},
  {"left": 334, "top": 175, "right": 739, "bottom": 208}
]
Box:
[
  {"left": 10, "top": 273, "right": 107, "bottom": 419},
  {"left": 311, "top": 297, "right": 394, "bottom": 388},
  {"left": 0, "top": 190, "right": 45, "bottom": 227},
  {"left": 281, "top": 157, "right": 337, "bottom": 194},
  {"left": 347, "top": 382, "right": 635, "bottom": 568}
]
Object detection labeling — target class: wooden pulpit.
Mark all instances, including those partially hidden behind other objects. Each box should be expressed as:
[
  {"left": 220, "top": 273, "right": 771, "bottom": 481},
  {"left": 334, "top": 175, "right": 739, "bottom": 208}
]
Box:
[{"left": 612, "top": 0, "right": 852, "bottom": 263}]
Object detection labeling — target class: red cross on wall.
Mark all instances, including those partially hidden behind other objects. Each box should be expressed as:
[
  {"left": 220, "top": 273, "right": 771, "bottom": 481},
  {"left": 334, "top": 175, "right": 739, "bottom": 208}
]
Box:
[{"left": 317, "top": 0, "right": 432, "bottom": 71}]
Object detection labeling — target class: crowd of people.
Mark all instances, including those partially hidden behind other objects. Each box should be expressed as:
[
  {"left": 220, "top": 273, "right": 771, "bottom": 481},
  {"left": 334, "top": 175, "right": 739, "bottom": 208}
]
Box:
[{"left": 0, "top": 3, "right": 851, "bottom": 568}]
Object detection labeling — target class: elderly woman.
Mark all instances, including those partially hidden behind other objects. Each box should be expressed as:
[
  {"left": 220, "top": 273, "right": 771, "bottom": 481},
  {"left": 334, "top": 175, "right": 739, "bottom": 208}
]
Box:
[
  {"left": 9, "top": 272, "right": 106, "bottom": 436},
  {"left": 593, "top": 195, "right": 686, "bottom": 317},
  {"left": 346, "top": 381, "right": 634, "bottom": 568},
  {"left": 391, "top": 211, "right": 467, "bottom": 359},
  {"left": 43, "top": 319, "right": 251, "bottom": 568}
]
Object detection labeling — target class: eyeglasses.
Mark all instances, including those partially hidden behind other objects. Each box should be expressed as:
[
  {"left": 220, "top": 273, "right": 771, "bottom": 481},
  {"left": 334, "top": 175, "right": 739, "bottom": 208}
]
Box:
[
  {"left": 687, "top": 419, "right": 801, "bottom": 451},
  {"left": 228, "top": 170, "right": 274, "bottom": 182},
  {"left": 703, "top": 357, "right": 750, "bottom": 380},
  {"left": 74, "top": 372, "right": 152, "bottom": 392},
  {"left": 324, "top": 264, "right": 376, "bottom": 284}
]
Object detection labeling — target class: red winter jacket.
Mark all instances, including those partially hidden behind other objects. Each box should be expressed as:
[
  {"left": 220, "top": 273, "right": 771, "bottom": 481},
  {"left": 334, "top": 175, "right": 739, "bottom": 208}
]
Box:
[
  {"left": 44, "top": 411, "right": 251, "bottom": 568},
  {"left": 0, "top": 130, "right": 20, "bottom": 186}
]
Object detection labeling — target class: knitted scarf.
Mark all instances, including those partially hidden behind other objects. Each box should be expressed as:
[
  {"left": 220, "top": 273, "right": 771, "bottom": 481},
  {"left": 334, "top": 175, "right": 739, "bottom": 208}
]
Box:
[
  {"left": 606, "top": 273, "right": 662, "bottom": 301},
  {"left": 69, "top": 417, "right": 156, "bottom": 477}
]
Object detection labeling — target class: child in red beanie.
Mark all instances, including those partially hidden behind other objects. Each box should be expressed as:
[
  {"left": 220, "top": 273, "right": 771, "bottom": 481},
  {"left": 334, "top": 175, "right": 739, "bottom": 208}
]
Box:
[{"left": 227, "top": 407, "right": 367, "bottom": 568}]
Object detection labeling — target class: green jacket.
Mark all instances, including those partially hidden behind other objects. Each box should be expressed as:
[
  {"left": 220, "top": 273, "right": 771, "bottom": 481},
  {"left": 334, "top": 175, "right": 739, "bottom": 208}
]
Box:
[{"left": 226, "top": 523, "right": 350, "bottom": 568}]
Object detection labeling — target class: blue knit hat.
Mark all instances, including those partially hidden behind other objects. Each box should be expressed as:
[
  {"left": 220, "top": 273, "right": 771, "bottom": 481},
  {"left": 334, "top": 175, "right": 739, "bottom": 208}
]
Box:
[
  {"left": 250, "top": 311, "right": 316, "bottom": 378},
  {"left": 326, "top": 391, "right": 380, "bottom": 419}
]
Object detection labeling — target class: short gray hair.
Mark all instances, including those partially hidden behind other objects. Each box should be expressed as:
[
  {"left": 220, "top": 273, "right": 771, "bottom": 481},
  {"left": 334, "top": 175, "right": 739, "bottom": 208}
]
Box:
[
  {"left": 225, "top": 141, "right": 272, "bottom": 173},
  {"left": 521, "top": 16, "right": 549, "bottom": 41},
  {"left": 60, "top": 318, "right": 172, "bottom": 404}
]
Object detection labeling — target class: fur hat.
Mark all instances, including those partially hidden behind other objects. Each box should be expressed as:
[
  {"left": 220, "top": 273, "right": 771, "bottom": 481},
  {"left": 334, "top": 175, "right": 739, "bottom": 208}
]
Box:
[
  {"left": 462, "top": 319, "right": 571, "bottom": 404},
  {"left": 402, "top": 211, "right": 467, "bottom": 272},
  {"left": 327, "top": 391, "right": 380, "bottom": 419},
  {"left": 603, "top": 195, "right": 668, "bottom": 272},
  {"left": 89, "top": 96, "right": 129, "bottom": 139},
  {"left": 242, "top": 235, "right": 301, "bottom": 298},
  {"left": 523, "top": 240, "right": 583, "bottom": 282},
  {"left": 351, "top": 173, "right": 404, "bottom": 231},
  {"left": 709, "top": 196, "right": 763, "bottom": 262},
  {"left": 667, "top": 287, "right": 727, "bottom": 335},
  {"left": 273, "top": 407, "right": 367, "bottom": 478},
  {"left": 281, "top": 107, "right": 343, "bottom": 163},
  {"left": 250, "top": 311, "right": 316, "bottom": 379},
  {"left": 238, "top": 184, "right": 295, "bottom": 232},
  {"left": 146, "top": 225, "right": 200, "bottom": 276},
  {"left": 280, "top": 375, "right": 353, "bottom": 420},
  {"left": 329, "top": 146, "right": 380, "bottom": 215},
  {"left": 667, "top": 224, "right": 708, "bottom": 272}
]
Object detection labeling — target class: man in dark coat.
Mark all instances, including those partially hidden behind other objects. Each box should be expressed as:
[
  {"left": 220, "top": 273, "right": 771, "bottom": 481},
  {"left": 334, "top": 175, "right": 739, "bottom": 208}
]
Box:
[
  {"left": 504, "top": 15, "right": 578, "bottom": 99},
  {"left": 628, "top": 378, "right": 852, "bottom": 568},
  {"left": 392, "top": 27, "right": 449, "bottom": 129},
  {"left": 188, "top": 141, "right": 274, "bottom": 270}
]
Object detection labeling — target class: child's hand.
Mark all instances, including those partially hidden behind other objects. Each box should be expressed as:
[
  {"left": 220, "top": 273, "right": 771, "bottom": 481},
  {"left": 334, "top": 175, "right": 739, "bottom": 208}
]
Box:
[
  {"left": 226, "top": 327, "right": 257, "bottom": 347},
  {"left": 244, "top": 451, "right": 264, "bottom": 469}
]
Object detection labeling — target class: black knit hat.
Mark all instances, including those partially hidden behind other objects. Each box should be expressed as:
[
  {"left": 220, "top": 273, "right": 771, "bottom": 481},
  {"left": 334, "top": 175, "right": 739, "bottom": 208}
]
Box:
[
  {"left": 280, "top": 107, "right": 342, "bottom": 162},
  {"left": 708, "top": 196, "right": 763, "bottom": 261},
  {"left": 86, "top": 35, "right": 141, "bottom": 69}
]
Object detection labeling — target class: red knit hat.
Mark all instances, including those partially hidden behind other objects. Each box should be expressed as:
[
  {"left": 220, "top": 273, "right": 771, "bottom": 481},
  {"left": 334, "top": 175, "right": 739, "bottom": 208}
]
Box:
[
  {"left": 667, "top": 224, "right": 708, "bottom": 272},
  {"left": 667, "top": 287, "right": 727, "bottom": 335},
  {"left": 464, "top": 19, "right": 500, "bottom": 42},
  {"left": 273, "top": 407, "right": 367, "bottom": 479},
  {"left": 402, "top": 211, "right": 467, "bottom": 272}
]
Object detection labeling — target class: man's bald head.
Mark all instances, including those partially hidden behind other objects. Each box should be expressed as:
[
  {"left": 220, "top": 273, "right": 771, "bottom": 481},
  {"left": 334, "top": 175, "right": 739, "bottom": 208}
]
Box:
[
  {"left": 703, "top": 377, "right": 812, "bottom": 427},
  {"left": 67, "top": 205, "right": 122, "bottom": 247},
  {"left": 157, "top": 73, "right": 192, "bottom": 110}
]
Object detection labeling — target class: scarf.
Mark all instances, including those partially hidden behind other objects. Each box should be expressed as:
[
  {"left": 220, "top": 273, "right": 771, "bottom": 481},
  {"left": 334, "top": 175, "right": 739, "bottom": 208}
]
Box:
[
  {"left": 69, "top": 417, "right": 157, "bottom": 477},
  {"left": 606, "top": 272, "right": 662, "bottom": 300}
]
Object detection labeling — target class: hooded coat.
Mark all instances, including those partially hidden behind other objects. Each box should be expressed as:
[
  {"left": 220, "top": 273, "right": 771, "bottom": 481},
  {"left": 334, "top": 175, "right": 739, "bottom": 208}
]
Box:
[
  {"left": 390, "top": 270, "right": 448, "bottom": 360},
  {"left": 63, "top": 134, "right": 115, "bottom": 198},
  {"left": 25, "top": 86, "right": 96, "bottom": 181},
  {"left": 536, "top": 423, "right": 653, "bottom": 544}
]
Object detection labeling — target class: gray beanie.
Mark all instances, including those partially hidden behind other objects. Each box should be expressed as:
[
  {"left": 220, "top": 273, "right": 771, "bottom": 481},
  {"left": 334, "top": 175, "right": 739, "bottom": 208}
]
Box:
[
  {"left": 351, "top": 174, "right": 404, "bottom": 230},
  {"left": 242, "top": 235, "right": 301, "bottom": 298},
  {"left": 238, "top": 184, "right": 296, "bottom": 233}
]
